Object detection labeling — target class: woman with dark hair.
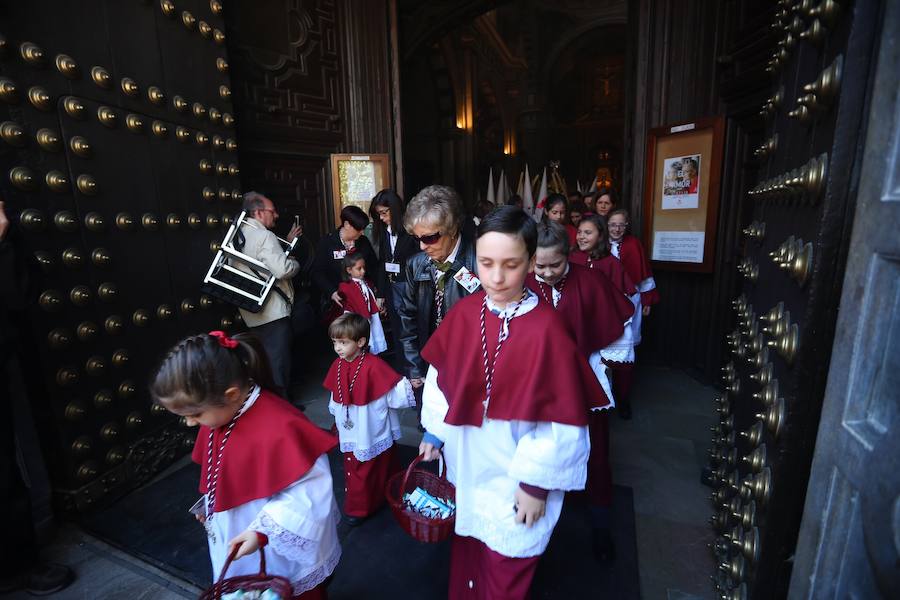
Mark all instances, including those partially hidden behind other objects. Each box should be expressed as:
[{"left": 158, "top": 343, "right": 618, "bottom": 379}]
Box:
[
  {"left": 542, "top": 193, "right": 577, "bottom": 247},
  {"left": 369, "top": 189, "right": 418, "bottom": 352},
  {"left": 311, "top": 205, "right": 379, "bottom": 313},
  {"left": 594, "top": 187, "right": 617, "bottom": 218}
]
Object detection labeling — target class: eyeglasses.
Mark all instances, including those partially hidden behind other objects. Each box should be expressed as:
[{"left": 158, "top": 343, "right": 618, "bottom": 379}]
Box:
[
  {"left": 609, "top": 223, "right": 628, "bottom": 229},
  {"left": 258, "top": 208, "right": 277, "bottom": 215},
  {"left": 413, "top": 231, "right": 443, "bottom": 245}
]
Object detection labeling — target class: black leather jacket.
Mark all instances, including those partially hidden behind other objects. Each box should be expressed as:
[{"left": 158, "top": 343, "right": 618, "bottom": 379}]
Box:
[{"left": 397, "top": 237, "right": 479, "bottom": 379}]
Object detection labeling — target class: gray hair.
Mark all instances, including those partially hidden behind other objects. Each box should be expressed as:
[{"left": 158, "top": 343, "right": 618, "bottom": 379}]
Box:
[
  {"left": 404, "top": 185, "right": 462, "bottom": 237},
  {"left": 242, "top": 191, "right": 268, "bottom": 216}
]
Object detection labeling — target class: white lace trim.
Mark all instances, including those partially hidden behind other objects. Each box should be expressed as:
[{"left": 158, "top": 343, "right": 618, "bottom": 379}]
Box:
[
  {"left": 289, "top": 536, "right": 341, "bottom": 595},
  {"left": 458, "top": 509, "right": 551, "bottom": 559},
  {"left": 512, "top": 459, "right": 587, "bottom": 493},
  {"left": 339, "top": 433, "right": 397, "bottom": 461},
  {"left": 599, "top": 344, "right": 634, "bottom": 364}
]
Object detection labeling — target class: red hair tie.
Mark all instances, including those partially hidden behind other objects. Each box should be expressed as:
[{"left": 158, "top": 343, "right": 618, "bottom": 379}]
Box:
[{"left": 209, "top": 330, "right": 238, "bottom": 349}]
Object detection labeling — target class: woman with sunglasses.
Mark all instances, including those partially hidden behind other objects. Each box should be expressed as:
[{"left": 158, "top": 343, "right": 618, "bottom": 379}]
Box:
[
  {"left": 397, "top": 185, "right": 479, "bottom": 391},
  {"left": 369, "top": 189, "right": 418, "bottom": 354},
  {"left": 311, "top": 205, "right": 379, "bottom": 319}
]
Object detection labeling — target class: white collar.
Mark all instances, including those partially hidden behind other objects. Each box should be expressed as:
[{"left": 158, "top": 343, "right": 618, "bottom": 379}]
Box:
[
  {"left": 236, "top": 385, "right": 261, "bottom": 418},
  {"left": 486, "top": 289, "right": 538, "bottom": 318},
  {"left": 534, "top": 263, "right": 570, "bottom": 285},
  {"left": 444, "top": 235, "right": 462, "bottom": 264}
]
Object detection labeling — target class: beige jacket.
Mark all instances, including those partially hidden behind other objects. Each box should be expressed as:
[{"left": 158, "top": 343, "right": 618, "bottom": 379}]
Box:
[{"left": 235, "top": 217, "right": 300, "bottom": 327}]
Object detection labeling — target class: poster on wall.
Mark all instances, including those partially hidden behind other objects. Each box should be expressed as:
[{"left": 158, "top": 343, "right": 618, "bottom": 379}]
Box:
[
  {"left": 329, "top": 154, "right": 391, "bottom": 226},
  {"left": 661, "top": 154, "right": 701, "bottom": 209},
  {"left": 643, "top": 117, "right": 724, "bottom": 273}
]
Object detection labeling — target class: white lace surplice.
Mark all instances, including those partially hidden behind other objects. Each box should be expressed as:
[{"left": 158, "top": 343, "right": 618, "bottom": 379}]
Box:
[
  {"left": 202, "top": 454, "right": 342, "bottom": 596},
  {"left": 328, "top": 378, "right": 415, "bottom": 461},
  {"left": 421, "top": 366, "right": 590, "bottom": 558}
]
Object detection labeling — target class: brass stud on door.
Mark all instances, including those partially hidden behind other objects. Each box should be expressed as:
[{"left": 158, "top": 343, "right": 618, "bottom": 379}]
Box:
[
  {"left": 222, "top": 112, "right": 235, "bottom": 127},
  {"left": 39, "top": 290, "right": 63, "bottom": 311},
  {"left": 216, "top": 57, "right": 229, "bottom": 73},
  {"left": 56, "top": 367, "right": 79, "bottom": 387},
  {"left": 19, "top": 42, "right": 45, "bottom": 65},
  {"left": 210, "top": 0, "right": 223, "bottom": 14},
  {"left": 228, "top": 164, "right": 239, "bottom": 176},
  {"left": 0, "top": 78, "right": 19, "bottom": 103},
  {"left": 77, "top": 174, "right": 99, "bottom": 195},
  {"left": 91, "top": 66, "right": 112, "bottom": 89},
  {"left": 218, "top": 187, "right": 230, "bottom": 201},
  {"left": 97, "top": 106, "right": 118, "bottom": 128},
  {"left": 755, "top": 397, "right": 785, "bottom": 438},
  {"left": 20, "top": 209, "right": 45, "bottom": 231},
  {"left": 62, "top": 96, "right": 86, "bottom": 119},
  {"left": 199, "top": 159, "right": 213, "bottom": 175},
  {"left": 213, "top": 29, "right": 226, "bottom": 44},
  {"left": 34, "top": 251, "right": 54, "bottom": 271},
  {"left": 141, "top": 213, "right": 159, "bottom": 230},
  {"left": 151, "top": 403, "right": 168, "bottom": 415},
  {"left": 199, "top": 295, "right": 213, "bottom": 309},
  {"left": 70, "top": 135, "right": 92, "bottom": 157},
  {"left": 151, "top": 121, "right": 168, "bottom": 138},
  {"left": 91, "top": 248, "right": 112, "bottom": 267},
  {"left": 111, "top": 349, "right": 129, "bottom": 367},
  {"left": 160, "top": 0, "right": 176, "bottom": 17},
  {"left": 70, "top": 285, "right": 92, "bottom": 306},
  {"left": 147, "top": 86, "right": 166, "bottom": 105},
  {"left": 220, "top": 316, "right": 234, "bottom": 328},
  {"left": 115, "top": 212, "right": 134, "bottom": 230},
  {"left": 156, "top": 304, "right": 173, "bottom": 320},
  {"left": 206, "top": 214, "right": 220, "bottom": 228},
  {"left": 61, "top": 247, "right": 85, "bottom": 268},
  {"left": 741, "top": 444, "right": 767, "bottom": 473},
  {"left": 182, "top": 10, "right": 197, "bottom": 29},
  {"left": 105, "top": 448, "right": 126, "bottom": 466},
  {"left": 35, "top": 128, "right": 62, "bottom": 152},
  {"left": 76, "top": 461, "right": 99, "bottom": 481},
  {"left": 48, "top": 328, "right": 72, "bottom": 349},
  {"left": 212, "top": 135, "right": 225, "bottom": 149},
  {"left": 45, "top": 171, "right": 70, "bottom": 193},
  {"left": 85, "top": 356, "right": 106, "bottom": 376},
  {"left": 126, "top": 411, "right": 144, "bottom": 429},
  {"left": 180, "top": 298, "right": 196, "bottom": 313},
  {"left": 54, "top": 210, "right": 78, "bottom": 232},
  {"left": 28, "top": 86, "right": 53, "bottom": 111},
  {"left": 121, "top": 77, "right": 139, "bottom": 97},
  {"left": 104, "top": 315, "right": 124, "bottom": 335},
  {"left": 192, "top": 102, "right": 207, "bottom": 119},
  {"left": 66, "top": 402, "right": 88, "bottom": 420},
  {"left": 188, "top": 213, "right": 202, "bottom": 228},
  {"left": 176, "top": 126, "right": 191, "bottom": 142},
  {"left": 97, "top": 282, "right": 118, "bottom": 302},
  {"left": 216, "top": 162, "right": 227, "bottom": 175},
  {"left": 100, "top": 423, "right": 121, "bottom": 441},
  {"left": 71, "top": 436, "right": 93, "bottom": 455},
  {"left": 202, "top": 186, "right": 216, "bottom": 201},
  {"left": 226, "top": 138, "right": 237, "bottom": 151},
  {"left": 195, "top": 131, "right": 209, "bottom": 146},
  {"left": 126, "top": 114, "right": 144, "bottom": 133},
  {"left": 231, "top": 189, "right": 242, "bottom": 201},
  {"left": 166, "top": 213, "right": 182, "bottom": 229},
  {"left": 739, "top": 421, "right": 765, "bottom": 447},
  {"left": 209, "top": 107, "right": 222, "bottom": 123},
  {"left": 219, "top": 85, "right": 231, "bottom": 100},
  {"left": 132, "top": 309, "right": 151, "bottom": 327},
  {"left": 0, "top": 121, "right": 26, "bottom": 147},
  {"left": 173, "top": 95, "right": 188, "bottom": 112},
  {"left": 81, "top": 212, "right": 105, "bottom": 233},
  {"left": 741, "top": 467, "right": 772, "bottom": 506},
  {"left": 199, "top": 21, "right": 212, "bottom": 38},
  {"left": 55, "top": 54, "right": 80, "bottom": 79},
  {"left": 76, "top": 321, "right": 99, "bottom": 341}
]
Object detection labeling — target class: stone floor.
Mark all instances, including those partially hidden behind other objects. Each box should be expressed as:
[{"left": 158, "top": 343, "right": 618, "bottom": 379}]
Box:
[{"left": 5, "top": 364, "right": 718, "bottom": 600}]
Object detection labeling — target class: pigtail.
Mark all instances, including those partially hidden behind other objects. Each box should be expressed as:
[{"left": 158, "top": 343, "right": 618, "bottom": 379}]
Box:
[{"left": 231, "top": 332, "right": 278, "bottom": 393}]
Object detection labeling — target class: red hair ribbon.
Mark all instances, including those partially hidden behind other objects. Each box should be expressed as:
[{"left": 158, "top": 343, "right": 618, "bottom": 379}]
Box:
[{"left": 209, "top": 330, "right": 238, "bottom": 349}]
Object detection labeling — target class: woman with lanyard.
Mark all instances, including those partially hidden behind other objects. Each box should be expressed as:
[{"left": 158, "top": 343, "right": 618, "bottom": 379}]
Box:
[
  {"left": 369, "top": 189, "right": 418, "bottom": 354},
  {"left": 310, "top": 205, "right": 379, "bottom": 320}
]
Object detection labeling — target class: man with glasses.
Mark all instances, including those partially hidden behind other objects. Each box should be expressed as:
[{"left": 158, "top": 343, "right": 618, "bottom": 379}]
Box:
[
  {"left": 398, "top": 185, "right": 480, "bottom": 391},
  {"left": 237, "top": 191, "right": 303, "bottom": 397}
]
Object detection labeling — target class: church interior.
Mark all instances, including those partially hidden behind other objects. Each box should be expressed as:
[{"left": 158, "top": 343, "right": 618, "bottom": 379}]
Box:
[{"left": 1, "top": 0, "right": 897, "bottom": 598}]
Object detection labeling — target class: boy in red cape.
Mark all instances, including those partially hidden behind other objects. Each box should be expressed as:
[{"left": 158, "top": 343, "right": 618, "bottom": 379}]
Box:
[
  {"left": 528, "top": 221, "right": 634, "bottom": 562},
  {"left": 324, "top": 313, "right": 415, "bottom": 525},
  {"left": 418, "top": 206, "right": 609, "bottom": 600}
]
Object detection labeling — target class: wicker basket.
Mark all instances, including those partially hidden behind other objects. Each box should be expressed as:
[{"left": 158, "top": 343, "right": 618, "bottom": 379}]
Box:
[
  {"left": 199, "top": 546, "right": 293, "bottom": 599},
  {"left": 386, "top": 452, "right": 456, "bottom": 543}
]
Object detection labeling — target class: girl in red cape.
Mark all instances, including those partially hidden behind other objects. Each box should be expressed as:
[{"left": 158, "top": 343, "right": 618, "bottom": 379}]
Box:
[
  {"left": 571, "top": 213, "right": 642, "bottom": 419},
  {"left": 335, "top": 254, "right": 388, "bottom": 354},
  {"left": 418, "top": 206, "right": 607, "bottom": 600},
  {"left": 324, "top": 313, "right": 415, "bottom": 524},
  {"left": 150, "top": 332, "right": 340, "bottom": 600},
  {"left": 541, "top": 193, "right": 577, "bottom": 248},
  {"left": 528, "top": 220, "right": 634, "bottom": 562}
]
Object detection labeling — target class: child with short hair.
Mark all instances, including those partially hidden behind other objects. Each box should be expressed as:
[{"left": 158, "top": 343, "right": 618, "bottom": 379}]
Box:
[
  {"left": 325, "top": 313, "right": 415, "bottom": 525},
  {"left": 418, "top": 206, "right": 608, "bottom": 599},
  {"left": 528, "top": 220, "right": 635, "bottom": 561},
  {"left": 336, "top": 254, "right": 387, "bottom": 354},
  {"left": 151, "top": 331, "right": 340, "bottom": 600}
]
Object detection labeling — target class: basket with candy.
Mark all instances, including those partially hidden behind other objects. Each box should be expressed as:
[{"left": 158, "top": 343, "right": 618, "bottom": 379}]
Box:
[{"left": 386, "top": 452, "right": 456, "bottom": 543}]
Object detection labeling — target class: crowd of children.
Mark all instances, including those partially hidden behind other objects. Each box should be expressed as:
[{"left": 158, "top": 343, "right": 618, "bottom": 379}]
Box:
[{"left": 150, "top": 189, "right": 658, "bottom": 600}]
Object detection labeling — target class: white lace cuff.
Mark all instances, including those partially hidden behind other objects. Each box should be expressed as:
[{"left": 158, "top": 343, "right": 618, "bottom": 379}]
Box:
[
  {"left": 386, "top": 378, "right": 416, "bottom": 409},
  {"left": 249, "top": 511, "right": 317, "bottom": 561},
  {"left": 339, "top": 434, "right": 396, "bottom": 461}
]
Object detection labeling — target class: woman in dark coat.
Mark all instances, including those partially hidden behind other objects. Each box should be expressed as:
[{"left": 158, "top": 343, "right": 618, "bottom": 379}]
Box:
[
  {"left": 369, "top": 190, "right": 418, "bottom": 353},
  {"left": 310, "top": 205, "right": 379, "bottom": 313}
]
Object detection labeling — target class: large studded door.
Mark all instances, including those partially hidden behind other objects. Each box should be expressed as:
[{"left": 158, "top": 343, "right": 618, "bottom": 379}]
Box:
[
  {"left": 707, "top": 0, "right": 884, "bottom": 598},
  {"left": 0, "top": 0, "right": 241, "bottom": 511}
]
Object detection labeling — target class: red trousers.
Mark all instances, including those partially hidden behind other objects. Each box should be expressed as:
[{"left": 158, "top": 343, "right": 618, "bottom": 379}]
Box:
[
  {"left": 448, "top": 535, "right": 541, "bottom": 600},
  {"left": 586, "top": 409, "right": 612, "bottom": 507},
  {"left": 342, "top": 445, "right": 394, "bottom": 517},
  {"left": 605, "top": 360, "right": 634, "bottom": 409},
  {"left": 295, "top": 582, "right": 328, "bottom": 599}
]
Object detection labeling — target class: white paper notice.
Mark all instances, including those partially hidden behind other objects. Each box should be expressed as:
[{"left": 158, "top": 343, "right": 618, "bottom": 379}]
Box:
[{"left": 652, "top": 231, "right": 705, "bottom": 263}]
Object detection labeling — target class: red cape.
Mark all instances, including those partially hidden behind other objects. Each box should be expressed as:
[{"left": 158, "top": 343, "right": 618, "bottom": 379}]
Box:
[
  {"left": 570, "top": 251, "right": 637, "bottom": 296},
  {"left": 613, "top": 235, "right": 659, "bottom": 305},
  {"left": 192, "top": 390, "right": 337, "bottom": 512},
  {"left": 564, "top": 224, "right": 578, "bottom": 247},
  {"left": 322, "top": 352, "right": 402, "bottom": 406},
  {"left": 526, "top": 264, "right": 633, "bottom": 356},
  {"left": 421, "top": 291, "right": 609, "bottom": 427},
  {"left": 338, "top": 280, "right": 378, "bottom": 317}
]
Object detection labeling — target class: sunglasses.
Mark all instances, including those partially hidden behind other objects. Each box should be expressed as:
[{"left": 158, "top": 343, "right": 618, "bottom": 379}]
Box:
[{"left": 414, "top": 231, "right": 443, "bottom": 245}]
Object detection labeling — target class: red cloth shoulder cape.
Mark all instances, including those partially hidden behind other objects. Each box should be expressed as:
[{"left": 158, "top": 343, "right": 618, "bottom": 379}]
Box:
[
  {"left": 421, "top": 291, "right": 609, "bottom": 427},
  {"left": 322, "top": 352, "right": 402, "bottom": 406},
  {"left": 338, "top": 280, "right": 378, "bottom": 317},
  {"left": 616, "top": 235, "right": 660, "bottom": 306},
  {"left": 569, "top": 251, "right": 637, "bottom": 296},
  {"left": 192, "top": 390, "right": 337, "bottom": 512},
  {"left": 564, "top": 223, "right": 578, "bottom": 247},
  {"left": 526, "top": 264, "right": 634, "bottom": 356}
]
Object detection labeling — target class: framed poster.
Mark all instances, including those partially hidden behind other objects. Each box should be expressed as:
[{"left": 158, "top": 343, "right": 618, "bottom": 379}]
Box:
[
  {"left": 642, "top": 116, "right": 724, "bottom": 273},
  {"left": 329, "top": 153, "right": 391, "bottom": 226}
]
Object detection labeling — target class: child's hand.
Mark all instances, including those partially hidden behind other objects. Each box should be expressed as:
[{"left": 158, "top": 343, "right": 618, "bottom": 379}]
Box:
[
  {"left": 514, "top": 487, "right": 546, "bottom": 527},
  {"left": 642, "top": 305, "right": 651, "bottom": 316},
  {"left": 418, "top": 441, "right": 441, "bottom": 462},
  {"left": 227, "top": 529, "right": 261, "bottom": 560},
  {"left": 332, "top": 291, "right": 344, "bottom": 307},
  {"left": 195, "top": 513, "right": 206, "bottom": 524},
  {"left": 376, "top": 298, "right": 386, "bottom": 315}
]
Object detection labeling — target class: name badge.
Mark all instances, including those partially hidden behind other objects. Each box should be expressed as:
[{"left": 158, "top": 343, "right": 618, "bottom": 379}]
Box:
[
  {"left": 385, "top": 262, "right": 401, "bottom": 274},
  {"left": 453, "top": 266, "right": 482, "bottom": 293},
  {"left": 333, "top": 250, "right": 347, "bottom": 259}
]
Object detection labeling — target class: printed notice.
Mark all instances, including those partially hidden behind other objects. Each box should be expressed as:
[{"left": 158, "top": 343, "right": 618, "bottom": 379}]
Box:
[{"left": 652, "top": 231, "right": 705, "bottom": 263}]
